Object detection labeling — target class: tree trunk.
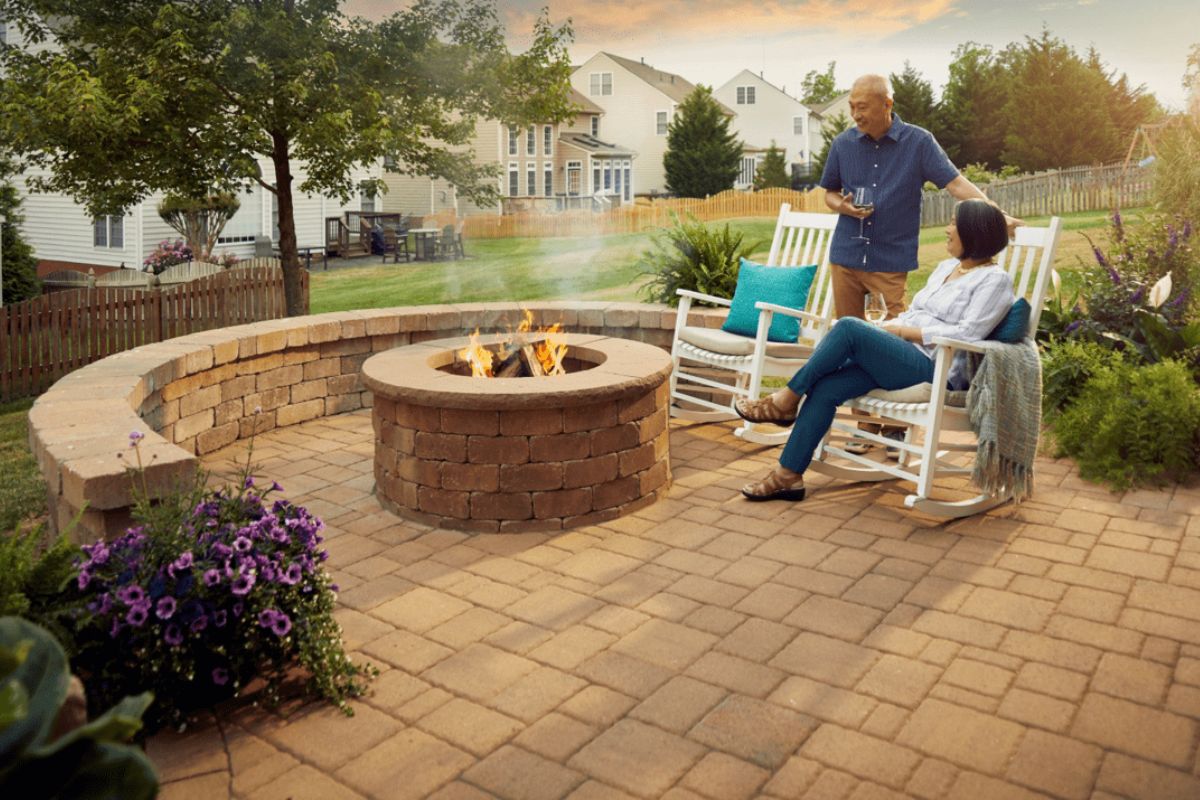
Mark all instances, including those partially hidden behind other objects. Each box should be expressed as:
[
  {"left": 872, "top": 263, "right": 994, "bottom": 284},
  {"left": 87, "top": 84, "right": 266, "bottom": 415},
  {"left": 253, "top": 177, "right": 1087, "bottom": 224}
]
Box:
[{"left": 271, "top": 132, "right": 305, "bottom": 317}]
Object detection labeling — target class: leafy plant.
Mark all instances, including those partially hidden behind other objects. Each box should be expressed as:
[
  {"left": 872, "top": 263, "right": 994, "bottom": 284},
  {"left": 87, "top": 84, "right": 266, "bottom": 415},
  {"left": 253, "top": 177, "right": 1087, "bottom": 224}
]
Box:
[
  {"left": 663, "top": 85, "right": 743, "bottom": 198},
  {"left": 638, "top": 214, "right": 762, "bottom": 306},
  {"left": 0, "top": 399, "right": 46, "bottom": 531},
  {"left": 141, "top": 239, "right": 193, "bottom": 275},
  {"left": 68, "top": 434, "right": 372, "bottom": 731},
  {"left": 752, "top": 143, "right": 790, "bottom": 190},
  {"left": 1040, "top": 338, "right": 1126, "bottom": 418},
  {"left": 0, "top": 616, "right": 157, "bottom": 799},
  {"left": 0, "top": 527, "right": 80, "bottom": 650},
  {"left": 1049, "top": 358, "right": 1200, "bottom": 490}
]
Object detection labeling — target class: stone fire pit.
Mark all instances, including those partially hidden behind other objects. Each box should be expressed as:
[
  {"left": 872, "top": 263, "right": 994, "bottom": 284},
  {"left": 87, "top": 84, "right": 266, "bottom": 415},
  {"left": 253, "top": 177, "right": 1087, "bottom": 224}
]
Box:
[{"left": 361, "top": 333, "right": 673, "bottom": 532}]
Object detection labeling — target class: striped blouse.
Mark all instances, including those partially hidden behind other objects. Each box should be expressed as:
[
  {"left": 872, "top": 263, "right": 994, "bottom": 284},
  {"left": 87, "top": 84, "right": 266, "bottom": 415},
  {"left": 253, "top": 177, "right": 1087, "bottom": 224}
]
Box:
[{"left": 896, "top": 258, "right": 1015, "bottom": 388}]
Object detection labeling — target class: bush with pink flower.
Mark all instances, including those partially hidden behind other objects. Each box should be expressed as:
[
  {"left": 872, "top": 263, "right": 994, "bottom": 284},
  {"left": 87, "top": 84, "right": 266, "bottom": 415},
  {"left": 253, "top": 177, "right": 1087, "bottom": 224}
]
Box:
[
  {"left": 142, "top": 239, "right": 193, "bottom": 274},
  {"left": 69, "top": 434, "right": 371, "bottom": 730}
]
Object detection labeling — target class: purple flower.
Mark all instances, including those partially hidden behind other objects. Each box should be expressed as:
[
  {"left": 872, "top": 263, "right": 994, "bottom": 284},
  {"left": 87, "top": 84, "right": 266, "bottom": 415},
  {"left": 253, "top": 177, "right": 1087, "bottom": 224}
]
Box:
[
  {"left": 204, "top": 569, "right": 222, "bottom": 587},
  {"left": 156, "top": 597, "right": 177, "bottom": 620},
  {"left": 213, "top": 610, "right": 228, "bottom": 628},
  {"left": 232, "top": 602, "right": 244, "bottom": 617},
  {"left": 77, "top": 570, "right": 92, "bottom": 590},
  {"left": 231, "top": 573, "right": 255, "bottom": 596},
  {"left": 117, "top": 585, "right": 146, "bottom": 606},
  {"left": 1131, "top": 286, "right": 1145, "bottom": 305},
  {"left": 164, "top": 624, "right": 184, "bottom": 646},
  {"left": 110, "top": 618, "right": 123, "bottom": 639},
  {"left": 282, "top": 563, "right": 303, "bottom": 585},
  {"left": 175, "top": 552, "right": 194, "bottom": 570},
  {"left": 244, "top": 476, "right": 255, "bottom": 489},
  {"left": 270, "top": 613, "right": 292, "bottom": 637},
  {"left": 212, "top": 667, "right": 229, "bottom": 686},
  {"left": 126, "top": 604, "right": 149, "bottom": 627},
  {"left": 233, "top": 536, "right": 253, "bottom": 553},
  {"left": 87, "top": 593, "right": 113, "bottom": 615},
  {"left": 270, "top": 481, "right": 283, "bottom": 493},
  {"left": 258, "top": 609, "right": 278, "bottom": 628},
  {"left": 129, "top": 431, "right": 145, "bottom": 447},
  {"left": 190, "top": 615, "right": 208, "bottom": 633}
]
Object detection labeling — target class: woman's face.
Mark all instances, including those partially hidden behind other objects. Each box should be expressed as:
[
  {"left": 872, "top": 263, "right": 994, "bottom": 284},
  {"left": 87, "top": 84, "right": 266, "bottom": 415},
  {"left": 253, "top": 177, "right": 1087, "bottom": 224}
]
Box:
[{"left": 945, "top": 219, "right": 965, "bottom": 259}]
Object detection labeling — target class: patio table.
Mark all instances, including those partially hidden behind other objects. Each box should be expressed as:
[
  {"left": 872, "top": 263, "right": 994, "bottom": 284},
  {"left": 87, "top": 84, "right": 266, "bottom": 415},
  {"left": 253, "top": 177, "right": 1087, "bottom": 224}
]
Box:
[{"left": 409, "top": 228, "right": 441, "bottom": 261}]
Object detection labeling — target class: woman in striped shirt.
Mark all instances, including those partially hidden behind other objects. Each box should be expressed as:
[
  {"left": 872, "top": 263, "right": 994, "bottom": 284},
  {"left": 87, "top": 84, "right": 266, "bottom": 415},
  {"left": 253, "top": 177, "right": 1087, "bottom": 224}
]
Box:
[{"left": 734, "top": 199, "right": 1014, "bottom": 502}]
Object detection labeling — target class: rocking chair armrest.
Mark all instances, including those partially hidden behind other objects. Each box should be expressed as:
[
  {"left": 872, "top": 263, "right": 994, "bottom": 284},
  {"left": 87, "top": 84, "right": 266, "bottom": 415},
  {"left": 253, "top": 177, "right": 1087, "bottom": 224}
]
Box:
[
  {"left": 930, "top": 336, "right": 987, "bottom": 355},
  {"left": 753, "top": 301, "right": 825, "bottom": 326},
  {"left": 676, "top": 289, "right": 732, "bottom": 308}
]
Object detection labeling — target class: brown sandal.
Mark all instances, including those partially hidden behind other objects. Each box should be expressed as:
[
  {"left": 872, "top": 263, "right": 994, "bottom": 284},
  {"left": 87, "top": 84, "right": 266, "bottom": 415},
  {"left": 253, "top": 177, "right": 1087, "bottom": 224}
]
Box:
[
  {"left": 734, "top": 394, "right": 797, "bottom": 428},
  {"left": 741, "top": 469, "right": 806, "bottom": 502}
]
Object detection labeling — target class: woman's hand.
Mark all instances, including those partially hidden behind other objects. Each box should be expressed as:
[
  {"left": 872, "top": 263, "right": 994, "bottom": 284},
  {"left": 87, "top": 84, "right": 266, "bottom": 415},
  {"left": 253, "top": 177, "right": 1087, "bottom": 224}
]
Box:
[{"left": 881, "top": 321, "right": 919, "bottom": 342}]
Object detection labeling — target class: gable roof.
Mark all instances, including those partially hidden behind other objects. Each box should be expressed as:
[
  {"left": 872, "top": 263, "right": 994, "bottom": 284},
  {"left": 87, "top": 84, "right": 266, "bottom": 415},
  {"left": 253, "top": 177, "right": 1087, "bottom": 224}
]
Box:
[
  {"left": 595, "top": 52, "right": 734, "bottom": 115},
  {"left": 568, "top": 87, "right": 604, "bottom": 115},
  {"left": 719, "top": 69, "right": 816, "bottom": 113},
  {"left": 811, "top": 90, "right": 851, "bottom": 117}
]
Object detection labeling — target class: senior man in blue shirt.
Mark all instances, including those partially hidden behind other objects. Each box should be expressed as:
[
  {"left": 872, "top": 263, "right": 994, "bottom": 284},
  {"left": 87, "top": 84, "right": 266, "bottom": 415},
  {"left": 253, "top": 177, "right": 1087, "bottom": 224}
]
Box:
[{"left": 820, "top": 73, "right": 1017, "bottom": 452}]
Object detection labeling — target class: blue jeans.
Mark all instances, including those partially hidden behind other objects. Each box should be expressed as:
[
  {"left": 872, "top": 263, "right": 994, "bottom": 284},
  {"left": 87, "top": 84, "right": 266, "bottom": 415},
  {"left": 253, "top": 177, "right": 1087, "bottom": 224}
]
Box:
[{"left": 780, "top": 318, "right": 935, "bottom": 473}]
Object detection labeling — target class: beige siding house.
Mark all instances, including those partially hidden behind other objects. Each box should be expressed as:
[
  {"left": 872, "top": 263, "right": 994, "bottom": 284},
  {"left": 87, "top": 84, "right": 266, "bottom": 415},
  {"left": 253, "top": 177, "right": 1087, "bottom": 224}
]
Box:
[{"left": 715, "top": 70, "right": 822, "bottom": 188}]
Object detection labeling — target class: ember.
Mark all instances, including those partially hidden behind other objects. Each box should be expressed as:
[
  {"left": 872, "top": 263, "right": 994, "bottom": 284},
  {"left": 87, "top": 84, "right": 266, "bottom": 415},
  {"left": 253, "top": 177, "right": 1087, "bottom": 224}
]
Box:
[{"left": 459, "top": 310, "right": 567, "bottom": 378}]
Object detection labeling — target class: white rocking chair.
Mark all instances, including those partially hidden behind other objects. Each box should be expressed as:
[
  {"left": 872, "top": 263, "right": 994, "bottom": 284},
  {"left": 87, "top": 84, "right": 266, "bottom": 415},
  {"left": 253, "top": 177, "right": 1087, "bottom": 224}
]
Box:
[
  {"left": 669, "top": 204, "right": 838, "bottom": 445},
  {"left": 807, "top": 216, "right": 1063, "bottom": 519}
]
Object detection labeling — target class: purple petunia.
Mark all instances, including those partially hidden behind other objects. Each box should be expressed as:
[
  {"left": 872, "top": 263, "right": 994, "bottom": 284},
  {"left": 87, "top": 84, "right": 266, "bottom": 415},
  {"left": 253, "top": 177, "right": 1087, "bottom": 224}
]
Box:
[
  {"left": 126, "top": 603, "right": 150, "bottom": 627},
  {"left": 191, "top": 615, "right": 208, "bottom": 633},
  {"left": 156, "top": 596, "right": 177, "bottom": 620},
  {"left": 77, "top": 570, "right": 92, "bottom": 590},
  {"left": 117, "top": 585, "right": 147, "bottom": 606},
  {"left": 213, "top": 610, "right": 228, "bottom": 628},
  {"left": 282, "top": 563, "right": 303, "bottom": 585},
  {"left": 164, "top": 624, "right": 183, "bottom": 646},
  {"left": 270, "top": 613, "right": 292, "bottom": 637},
  {"left": 233, "top": 536, "right": 253, "bottom": 553},
  {"left": 258, "top": 609, "right": 278, "bottom": 628},
  {"left": 244, "top": 476, "right": 255, "bottom": 489},
  {"left": 232, "top": 602, "right": 244, "bottom": 617},
  {"left": 231, "top": 573, "right": 255, "bottom": 596},
  {"left": 212, "top": 667, "right": 229, "bottom": 686},
  {"left": 203, "top": 569, "right": 222, "bottom": 587}
]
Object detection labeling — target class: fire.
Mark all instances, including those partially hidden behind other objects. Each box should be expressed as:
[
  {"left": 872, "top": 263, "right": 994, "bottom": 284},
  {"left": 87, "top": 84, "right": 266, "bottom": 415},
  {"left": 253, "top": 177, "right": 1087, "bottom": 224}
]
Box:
[{"left": 458, "top": 310, "right": 567, "bottom": 378}]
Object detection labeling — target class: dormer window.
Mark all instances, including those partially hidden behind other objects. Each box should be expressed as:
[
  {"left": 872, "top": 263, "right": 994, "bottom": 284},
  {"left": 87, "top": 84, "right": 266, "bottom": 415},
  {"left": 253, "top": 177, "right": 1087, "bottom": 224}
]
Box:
[
  {"left": 736, "top": 86, "right": 756, "bottom": 105},
  {"left": 590, "top": 116, "right": 599, "bottom": 138},
  {"left": 589, "top": 72, "right": 613, "bottom": 96}
]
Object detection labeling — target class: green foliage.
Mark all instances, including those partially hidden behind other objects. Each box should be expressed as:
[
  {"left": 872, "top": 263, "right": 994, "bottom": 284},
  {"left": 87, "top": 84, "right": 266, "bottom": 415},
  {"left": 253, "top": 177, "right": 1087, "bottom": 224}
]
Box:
[
  {"left": 889, "top": 62, "right": 940, "bottom": 133},
  {"left": 0, "top": 0, "right": 575, "bottom": 315},
  {"left": 1040, "top": 339, "right": 1126, "bottom": 418},
  {"left": 1050, "top": 359, "right": 1200, "bottom": 490},
  {"left": 638, "top": 214, "right": 762, "bottom": 306},
  {"left": 157, "top": 192, "right": 241, "bottom": 260},
  {"left": 0, "top": 527, "right": 79, "bottom": 650},
  {"left": 939, "top": 42, "right": 1010, "bottom": 169},
  {"left": 0, "top": 400, "right": 46, "bottom": 532},
  {"left": 800, "top": 61, "right": 841, "bottom": 105},
  {"left": 811, "top": 112, "right": 850, "bottom": 183},
  {"left": 752, "top": 142, "right": 790, "bottom": 190},
  {"left": 959, "top": 163, "right": 1021, "bottom": 186},
  {"left": 663, "top": 86, "right": 743, "bottom": 198},
  {"left": 0, "top": 616, "right": 157, "bottom": 799},
  {"left": 1153, "top": 119, "right": 1200, "bottom": 226},
  {"left": 0, "top": 155, "right": 41, "bottom": 304}
]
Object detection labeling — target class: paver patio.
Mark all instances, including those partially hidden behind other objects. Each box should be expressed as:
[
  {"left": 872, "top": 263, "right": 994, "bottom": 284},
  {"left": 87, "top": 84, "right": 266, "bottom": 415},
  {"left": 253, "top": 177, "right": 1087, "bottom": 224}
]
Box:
[{"left": 147, "top": 410, "right": 1200, "bottom": 799}]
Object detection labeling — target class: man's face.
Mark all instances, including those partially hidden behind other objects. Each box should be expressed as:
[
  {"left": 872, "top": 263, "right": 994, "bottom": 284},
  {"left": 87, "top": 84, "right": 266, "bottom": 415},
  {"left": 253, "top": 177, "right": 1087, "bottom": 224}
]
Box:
[{"left": 849, "top": 87, "right": 893, "bottom": 140}]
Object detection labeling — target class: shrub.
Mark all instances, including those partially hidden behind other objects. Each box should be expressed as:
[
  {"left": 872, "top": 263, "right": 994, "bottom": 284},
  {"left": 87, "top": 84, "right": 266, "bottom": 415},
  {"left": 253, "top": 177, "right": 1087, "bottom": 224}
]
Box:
[
  {"left": 1153, "top": 119, "right": 1200, "bottom": 228},
  {"left": 638, "top": 214, "right": 763, "bottom": 306},
  {"left": 68, "top": 435, "right": 372, "bottom": 730},
  {"left": 1041, "top": 338, "right": 1125, "bottom": 418},
  {"left": 142, "top": 239, "right": 193, "bottom": 275},
  {"left": 0, "top": 526, "right": 79, "bottom": 650},
  {"left": 1050, "top": 359, "right": 1200, "bottom": 490}
]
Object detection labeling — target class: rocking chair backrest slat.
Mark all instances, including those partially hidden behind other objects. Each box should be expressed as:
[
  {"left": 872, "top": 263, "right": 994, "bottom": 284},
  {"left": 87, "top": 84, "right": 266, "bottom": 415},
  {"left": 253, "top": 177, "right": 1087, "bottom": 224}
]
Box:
[
  {"left": 993, "top": 216, "right": 1062, "bottom": 337},
  {"left": 763, "top": 203, "right": 839, "bottom": 343}
]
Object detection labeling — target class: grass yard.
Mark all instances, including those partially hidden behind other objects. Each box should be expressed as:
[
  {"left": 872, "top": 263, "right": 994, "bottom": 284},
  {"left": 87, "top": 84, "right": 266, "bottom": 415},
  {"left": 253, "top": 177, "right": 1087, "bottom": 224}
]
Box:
[
  {"left": 310, "top": 206, "right": 1133, "bottom": 313},
  {"left": 0, "top": 398, "right": 46, "bottom": 530}
]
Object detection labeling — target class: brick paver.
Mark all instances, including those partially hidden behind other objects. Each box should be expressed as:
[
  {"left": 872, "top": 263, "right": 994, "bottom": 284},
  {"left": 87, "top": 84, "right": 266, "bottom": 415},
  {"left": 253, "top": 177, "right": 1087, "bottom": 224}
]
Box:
[{"left": 148, "top": 412, "right": 1200, "bottom": 798}]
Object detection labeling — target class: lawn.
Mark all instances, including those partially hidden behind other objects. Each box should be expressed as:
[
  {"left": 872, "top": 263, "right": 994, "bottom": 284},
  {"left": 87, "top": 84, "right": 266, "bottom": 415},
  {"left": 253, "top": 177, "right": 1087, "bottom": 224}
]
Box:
[
  {"left": 310, "top": 206, "right": 1129, "bottom": 313},
  {"left": 0, "top": 398, "right": 46, "bottom": 529}
]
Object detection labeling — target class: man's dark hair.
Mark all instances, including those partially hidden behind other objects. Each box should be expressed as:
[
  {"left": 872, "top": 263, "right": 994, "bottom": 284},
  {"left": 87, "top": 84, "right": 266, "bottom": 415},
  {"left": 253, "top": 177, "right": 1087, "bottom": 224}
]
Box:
[{"left": 954, "top": 199, "right": 1009, "bottom": 260}]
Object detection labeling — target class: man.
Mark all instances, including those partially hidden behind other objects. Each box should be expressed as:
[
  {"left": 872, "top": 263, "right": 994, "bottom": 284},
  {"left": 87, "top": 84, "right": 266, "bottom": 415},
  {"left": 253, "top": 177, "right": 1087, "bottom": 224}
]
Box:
[{"left": 819, "top": 73, "right": 1015, "bottom": 454}]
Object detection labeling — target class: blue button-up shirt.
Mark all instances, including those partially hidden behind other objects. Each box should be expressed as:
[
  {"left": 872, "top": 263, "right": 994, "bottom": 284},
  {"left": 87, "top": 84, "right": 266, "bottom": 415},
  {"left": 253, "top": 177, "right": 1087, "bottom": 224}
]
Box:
[{"left": 819, "top": 113, "right": 959, "bottom": 273}]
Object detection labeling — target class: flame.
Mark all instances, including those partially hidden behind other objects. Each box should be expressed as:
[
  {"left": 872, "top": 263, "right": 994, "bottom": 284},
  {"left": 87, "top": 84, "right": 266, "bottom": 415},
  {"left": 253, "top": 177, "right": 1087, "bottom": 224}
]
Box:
[
  {"left": 458, "top": 330, "right": 494, "bottom": 377},
  {"left": 535, "top": 323, "right": 567, "bottom": 375}
]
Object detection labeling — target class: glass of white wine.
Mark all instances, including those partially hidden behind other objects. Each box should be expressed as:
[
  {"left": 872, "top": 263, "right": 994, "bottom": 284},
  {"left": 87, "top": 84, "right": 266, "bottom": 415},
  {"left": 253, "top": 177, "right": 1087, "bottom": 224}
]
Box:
[{"left": 864, "top": 292, "right": 887, "bottom": 326}]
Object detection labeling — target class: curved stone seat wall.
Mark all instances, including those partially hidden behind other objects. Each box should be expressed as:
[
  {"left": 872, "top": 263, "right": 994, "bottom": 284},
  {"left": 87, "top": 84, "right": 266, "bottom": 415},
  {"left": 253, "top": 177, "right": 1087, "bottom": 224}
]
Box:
[{"left": 29, "top": 302, "right": 729, "bottom": 542}]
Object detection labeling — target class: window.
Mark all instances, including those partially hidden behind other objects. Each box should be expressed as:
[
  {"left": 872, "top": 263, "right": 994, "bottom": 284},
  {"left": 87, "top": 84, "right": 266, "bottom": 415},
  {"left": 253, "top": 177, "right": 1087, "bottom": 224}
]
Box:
[
  {"left": 508, "top": 163, "right": 519, "bottom": 197},
  {"left": 383, "top": 154, "right": 398, "bottom": 169},
  {"left": 360, "top": 186, "right": 376, "bottom": 213},
  {"left": 736, "top": 86, "right": 756, "bottom": 105},
  {"left": 589, "top": 72, "right": 612, "bottom": 96},
  {"left": 544, "top": 162, "right": 553, "bottom": 197},
  {"left": 543, "top": 125, "right": 553, "bottom": 156},
  {"left": 219, "top": 187, "right": 264, "bottom": 244},
  {"left": 93, "top": 215, "right": 124, "bottom": 249},
  {"left": 590, "top": 116, "right": 599, "bottom": 138},
  {"left": 793, "top": 116, "right": 804, "bottom": 136},
  {"left": 623, "top": 161, "right": 632, "bottom": 201},
  {"left": 614, "top": 162, "right": 622, "bottom": 198},
  {"left": 526, "top": 127, "right": 536, "bottom": 156},
  {"left": 527, "top": 163, "right": 537, "bottom": 196},
  {"left": 567, "top": 161, "right": 581, "bottom": 195},
  {"left": 508, "top": 127, "right": 517, "bottom": 156},
  {"left": 592, "top": 163, "right": 600, "bottom": 194},
  {"left": 739, "top": 156, "right": 760, "bottom": 186},
  {"left": 603, "top": 161, "right": 612, "bottom": 191},
  {"left": 655, "top": 111, "right": 668, "bottom": 136}
]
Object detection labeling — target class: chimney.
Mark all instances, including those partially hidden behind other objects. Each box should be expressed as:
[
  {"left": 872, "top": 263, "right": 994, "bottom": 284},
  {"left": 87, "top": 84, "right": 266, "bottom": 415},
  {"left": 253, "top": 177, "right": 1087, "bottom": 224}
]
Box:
[{"left": 640, "top": 57, "right": 644, "bottom": 64}]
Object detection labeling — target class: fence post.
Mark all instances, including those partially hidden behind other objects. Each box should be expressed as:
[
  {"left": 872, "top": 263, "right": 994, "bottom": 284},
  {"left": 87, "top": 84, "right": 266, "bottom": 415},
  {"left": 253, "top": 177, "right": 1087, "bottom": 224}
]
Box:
[{"left": 149, "top": 273, "right": 163, "bottom": 343}]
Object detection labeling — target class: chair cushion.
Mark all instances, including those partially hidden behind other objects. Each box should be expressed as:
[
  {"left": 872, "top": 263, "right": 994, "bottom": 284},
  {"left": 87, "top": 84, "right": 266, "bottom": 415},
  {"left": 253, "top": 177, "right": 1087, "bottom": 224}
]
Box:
[
  {"left": 678, "top": 326, "right": 815, "bottom": 359},
  {"left": 864, "top": 383, "right": 968, "bottom": 407},
  {"left": 721, "top": 258, "right": 816, "bottom": 343},
  {"left": 987, "top": 298, "right": 1031, "bottom": 343}
]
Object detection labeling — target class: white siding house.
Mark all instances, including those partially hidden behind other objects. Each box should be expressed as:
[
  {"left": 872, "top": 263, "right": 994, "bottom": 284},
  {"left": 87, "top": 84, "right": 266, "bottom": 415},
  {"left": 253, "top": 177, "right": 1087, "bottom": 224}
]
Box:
[
  {"left": 570, "top": 52, "right": 732, "bottom": 197},
  {"left": 715, "top": 70, "right": 821, "bottom": 188}
]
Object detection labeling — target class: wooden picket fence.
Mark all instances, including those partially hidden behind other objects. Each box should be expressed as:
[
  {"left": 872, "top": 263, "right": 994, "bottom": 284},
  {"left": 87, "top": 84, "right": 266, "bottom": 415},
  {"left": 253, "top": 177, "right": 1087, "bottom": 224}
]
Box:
[
  {"left": 920, "top": 162, "right": 1155, "bottom": 226},
  {"left": 1, "top": 261, "right": 307, "bottom": 402}
]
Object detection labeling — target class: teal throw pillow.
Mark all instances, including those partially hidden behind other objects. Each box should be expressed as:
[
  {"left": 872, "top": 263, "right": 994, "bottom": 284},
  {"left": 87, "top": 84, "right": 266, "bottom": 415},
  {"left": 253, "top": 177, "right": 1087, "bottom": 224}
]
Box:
[
  {"left": 721, "top": 258, "right": 817, "bottom": 343},
  {"left": 987, "top": 298, "right": 1031, "bottom": 343}
]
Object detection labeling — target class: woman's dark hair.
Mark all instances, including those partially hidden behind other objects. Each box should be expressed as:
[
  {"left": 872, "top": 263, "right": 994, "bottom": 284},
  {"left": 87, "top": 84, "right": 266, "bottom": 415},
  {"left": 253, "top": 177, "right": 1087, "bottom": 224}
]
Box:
[{"left": 953, "top": 199, "right": 1009, "bottom": 260}]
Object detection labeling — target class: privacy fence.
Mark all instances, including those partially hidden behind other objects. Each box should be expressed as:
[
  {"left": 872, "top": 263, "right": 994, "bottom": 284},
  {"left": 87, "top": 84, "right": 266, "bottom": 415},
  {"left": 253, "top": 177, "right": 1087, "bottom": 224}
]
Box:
[{"left": 2, "top": 261, "right": 306, "bottom": 402}]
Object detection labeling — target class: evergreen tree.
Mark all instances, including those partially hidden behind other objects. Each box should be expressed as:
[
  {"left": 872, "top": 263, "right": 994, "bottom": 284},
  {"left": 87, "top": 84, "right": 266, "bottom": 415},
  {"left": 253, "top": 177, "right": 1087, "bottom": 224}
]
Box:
[
  {"left": 800, "top": 62, "right": 841, "bottom": 105},
  {"left": 811, "top": 112, "right": 851, "bottom": 183},
  {"left": 752, "top": 142, "right": 790, "bottom": 190},
  {"left": 939, "top": 42, "right": 1010, "bottom": 169},
  {"left": 890, "top": 62, "right": 940, "bottom": 134},
  {"left": 663, "top": 86, "right": 742, "bottom": 198},
  {"left": 0, "top": 154, "right": 41, "bottom": 304}
]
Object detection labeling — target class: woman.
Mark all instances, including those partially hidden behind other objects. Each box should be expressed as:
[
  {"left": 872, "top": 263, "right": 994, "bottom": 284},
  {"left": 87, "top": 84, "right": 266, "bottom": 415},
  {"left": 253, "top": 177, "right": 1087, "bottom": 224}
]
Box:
[{"left": 734, "top": 199, "right": 1015, "bottom": 501}]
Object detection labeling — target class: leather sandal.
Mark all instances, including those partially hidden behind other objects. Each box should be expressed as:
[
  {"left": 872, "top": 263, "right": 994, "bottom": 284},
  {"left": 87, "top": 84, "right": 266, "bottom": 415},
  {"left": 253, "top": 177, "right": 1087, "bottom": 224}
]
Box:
[
  {"left": 741, "top": 469, "right": 807, "bottom": 502},
  {"left": 734, "top": 394, "right": 797, "bottom": 428}
]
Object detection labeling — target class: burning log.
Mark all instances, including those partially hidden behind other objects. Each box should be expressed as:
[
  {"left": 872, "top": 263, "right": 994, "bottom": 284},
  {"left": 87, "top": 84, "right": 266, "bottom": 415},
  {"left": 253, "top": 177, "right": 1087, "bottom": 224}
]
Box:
[
  {"left": 521, "top": 345, "right": 546, "bottom": 378},
  {"left": 494, "top": 349, "right": 524, "bottom": 378}
]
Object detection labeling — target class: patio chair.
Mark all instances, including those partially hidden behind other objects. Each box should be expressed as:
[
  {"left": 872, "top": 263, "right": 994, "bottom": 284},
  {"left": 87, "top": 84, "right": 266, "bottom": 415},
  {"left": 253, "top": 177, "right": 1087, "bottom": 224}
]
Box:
[
  {"left": 381, "top": 224, "right": 410, "bottom": 263},
  {"left": 437, "top": 221, "right": 465, "bottom": 260},
  {"left": 669, "top": 204, "right": 838, "bottom": 445},
  {"left": 807, "top": 216, "right": 1063, "bottom": 518}
]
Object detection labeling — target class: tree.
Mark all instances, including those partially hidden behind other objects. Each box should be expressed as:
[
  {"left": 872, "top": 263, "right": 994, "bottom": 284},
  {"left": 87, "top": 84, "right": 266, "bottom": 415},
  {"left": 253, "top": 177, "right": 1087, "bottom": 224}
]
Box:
[
  {"left": 663, "top": 86, "right": 742, "bottom": 198},
  {"left": 890, "top": 62, "right": 940, "bottom": 134},
  {"left": 939, "top": 42, "right": 1010, "bottom": 169},
  {"left": 157, "top": 193, "right": 241, "bottom": 262},
  {"left": 811, "top": 112, "right": 850, "bottom": 183},
  {"left": 0, "top": 154, "right": 41, "bottom": 304},
  {"left": 752, "top": 142, "right": 790, "bottom": 190},
  {"left": 800, "top": 61, "right": 841, "bottom": 105},
  {"left": 0, "top": 0, "right": 574, "bottom": 316}
]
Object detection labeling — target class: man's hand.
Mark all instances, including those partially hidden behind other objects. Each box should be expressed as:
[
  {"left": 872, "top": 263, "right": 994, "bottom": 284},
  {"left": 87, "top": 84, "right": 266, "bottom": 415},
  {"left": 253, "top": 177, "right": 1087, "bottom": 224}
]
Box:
[
  {"left": 1004, "top": 214, "right": 1025, "bottom": 239},
  {"left": 840, "top": 190, "right": 874, "bottom": 220}
]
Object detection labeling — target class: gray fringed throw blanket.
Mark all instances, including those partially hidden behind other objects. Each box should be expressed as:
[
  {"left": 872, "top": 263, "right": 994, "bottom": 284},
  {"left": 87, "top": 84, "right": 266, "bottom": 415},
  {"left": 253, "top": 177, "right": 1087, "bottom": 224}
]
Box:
[{"left": 964, "top": 339, "right": 1041, "bottom": 503}]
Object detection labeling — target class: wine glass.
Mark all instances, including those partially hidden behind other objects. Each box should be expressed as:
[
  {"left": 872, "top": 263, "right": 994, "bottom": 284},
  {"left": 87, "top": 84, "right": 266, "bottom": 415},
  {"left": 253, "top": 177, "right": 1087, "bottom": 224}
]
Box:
[
  {"left": 864, "top": 292, "right": 887, "bottom": 326},
  {"left": 851, "top": 187, "right": 874, "bottom": 265}
]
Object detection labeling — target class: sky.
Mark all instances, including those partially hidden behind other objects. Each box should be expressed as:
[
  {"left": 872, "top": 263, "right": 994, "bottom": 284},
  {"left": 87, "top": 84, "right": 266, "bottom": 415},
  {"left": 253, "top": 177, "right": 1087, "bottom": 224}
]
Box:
[{"left": 345, "top": 0, "right": 1199, "bottom": 112}]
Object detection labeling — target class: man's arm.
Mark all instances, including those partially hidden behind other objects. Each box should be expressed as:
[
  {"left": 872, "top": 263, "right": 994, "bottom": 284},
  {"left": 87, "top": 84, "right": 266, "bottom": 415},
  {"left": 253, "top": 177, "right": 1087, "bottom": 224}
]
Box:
[
  {"left": 825, "top": 189, "right": 872, "bottom": 220},
  {"left": 945, "top": 175, "right": 1023, "bottom": 234}
]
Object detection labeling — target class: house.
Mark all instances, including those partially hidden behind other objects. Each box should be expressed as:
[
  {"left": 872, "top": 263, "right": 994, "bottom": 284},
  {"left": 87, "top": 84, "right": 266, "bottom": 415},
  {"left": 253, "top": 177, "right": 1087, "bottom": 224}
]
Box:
[
  {"left": 569, "top": 52, "right": 735, "bottom": 197},
  {"left": 714, "top": 70, "right": 822, "bottom": 188},
  {"left": 379, "top": 88, "right": 637, "bottom": 218},
  {"left": 2, "top": 20, "right": 376, "bottom": 275},
  {"left": 808, "top": 91, "right": 853, "bottom": 175}
]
